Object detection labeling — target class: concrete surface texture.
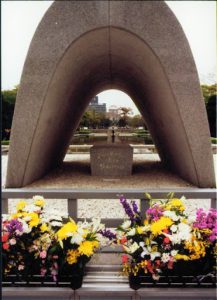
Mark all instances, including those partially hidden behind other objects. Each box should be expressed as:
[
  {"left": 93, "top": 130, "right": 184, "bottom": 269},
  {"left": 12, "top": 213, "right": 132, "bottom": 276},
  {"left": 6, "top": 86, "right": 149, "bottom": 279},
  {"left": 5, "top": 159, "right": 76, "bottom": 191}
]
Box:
[
  {"left": 6, "top": 1, "right": 215, "bottom": 188},
  {"left": 2, "top": 154, "right": 214, "bottom": 218},
  {"left": 90, "top": 144, "right": 133, "bottom": 176}
]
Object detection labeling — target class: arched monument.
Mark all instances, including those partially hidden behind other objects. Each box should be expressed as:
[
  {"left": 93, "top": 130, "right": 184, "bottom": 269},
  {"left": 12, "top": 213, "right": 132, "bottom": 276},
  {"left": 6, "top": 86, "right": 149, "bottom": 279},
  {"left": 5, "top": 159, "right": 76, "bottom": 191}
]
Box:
[{"left": 6, "top": 1, "right": 215, "bottom": 188}]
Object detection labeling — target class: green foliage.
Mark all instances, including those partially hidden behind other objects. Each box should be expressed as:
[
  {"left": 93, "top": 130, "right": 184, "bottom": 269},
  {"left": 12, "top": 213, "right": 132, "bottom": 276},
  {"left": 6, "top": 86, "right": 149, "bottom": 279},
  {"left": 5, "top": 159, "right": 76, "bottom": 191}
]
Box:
[
  {"left": 1, "top": 140, "right": 10, "bottom": 145},
  {"left": 211, "top": 137, "right": 217, "bottom": 144},
  {"left": 78, "top": 111, "right": 112, "bottom": 129},
  {"left": 201, "top": 84, "right": 216, "bottom": 104},
  {"left": 206, "top": 94, "right": 216, "bottom": 137},
  {"left": 2, "top": 86, "right": 18, "bottom": 140},
  {"left": 201, "top": 84, "right": 216, "bottom": 137}
]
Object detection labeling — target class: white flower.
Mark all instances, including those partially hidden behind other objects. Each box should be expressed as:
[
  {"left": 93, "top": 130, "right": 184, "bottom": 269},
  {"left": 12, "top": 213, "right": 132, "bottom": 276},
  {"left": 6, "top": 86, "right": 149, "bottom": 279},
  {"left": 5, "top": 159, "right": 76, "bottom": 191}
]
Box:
[
  {"left": 124, "top": 242, "right": 139, "bottom": 254},
  {"left": 70, "top": 233, "right": 84, "bottom": 245},
  {"left": 139, "top": 242, "right": 145, "bottom": 247},
  {"left": 23, "top": 204, "right": 39, "bottom": 213},
  {"left": 170, "top": 225, "right": 177, "bottom": 232},
  {"left": 91, "top": 218, "right": 104, "bottom": 232},
  {"left": 161, "top": 253, "right": 170, "bottom": 263},
  {"left": 127, "top": 228, "right": 136, "bottom": 236},
  {"left": 150, "top": 252, "right": 161, "bottom": 260},
  {"left": 122, "top": 220, "right": 131, "bottom": 230},
  {"left": 163, "top": 210, "right": 179, "bottom": 221},
  {"left": 32, "top": 195, "right": 45, "bottom": 201},
  {"left": 166, "top": 234, "right": 180, "bottom": 244},
  {"left": 141, "top": 247, "right": 150, "bottom": 258},
  {"left": 171, "top": 250, "right": 178, "bottom": 257},
  {"left": 51, "top": 221, "right": 62, "bottom": 227},
  {"left": 23, "top": 216, "right": 31, "bottom": 222},
  {"left": 2, "top": 214, "right": 9, "bottom": 222},
  {"left": 177, "top": 223, "right": 192, "bottom": 241},
  {"left": 20, "top": 220, "right": 31, "bottom": 234}
]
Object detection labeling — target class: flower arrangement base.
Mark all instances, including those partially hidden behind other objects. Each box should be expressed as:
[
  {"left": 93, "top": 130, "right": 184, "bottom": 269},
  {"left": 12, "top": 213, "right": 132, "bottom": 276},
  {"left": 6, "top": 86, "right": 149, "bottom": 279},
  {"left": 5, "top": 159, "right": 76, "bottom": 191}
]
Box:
[
  {"left": 3, "top": 273, "right": 83, "bottom": 289},
  {"left": 59, "top": 273, "right": 83, "bottom": 290},
  {"left": 129, "top": 273, "right": 216, "bottom": 290}
]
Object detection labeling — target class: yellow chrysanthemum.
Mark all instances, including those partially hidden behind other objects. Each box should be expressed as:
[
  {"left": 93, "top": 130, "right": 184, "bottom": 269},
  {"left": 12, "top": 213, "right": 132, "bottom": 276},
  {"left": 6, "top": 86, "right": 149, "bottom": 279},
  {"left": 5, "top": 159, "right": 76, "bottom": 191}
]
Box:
[
  {"left": 16, "top": 201, "right": 27, "bottom": 212},
  {"left": 78, "top": 240, "right": 99, "bottom": 257},
  {"left": 57, "top": 221, "right": 77, "bottom": 241},
  {"left": 11, "top": 212, "right": 28, "bottom": 219},
  {"left": 28, "top": 212, "right": 40, "bottom": 227},
  {"left": 40, "top": 223, "right": 49, "bottom": 232},
  {"left": 166, "top": 198, "right": 185, "bottom": 211},
  {"left": 185, "top": 240, "right": 206, "bottom": 259},
  {"left": 66, "top": 249, "right": 79, "bottom": 264},
  {"left": 34, "top": 199, "right": 45, "bottom": 207},
  {"left": 151, "top": 217, "right": 173, "bottom": 235},
  {"left": 174, "top": 254, "right": 190, "bottom": 261},
  {"left": 137, "top": 226, "right": 144, "bottom": 234}
]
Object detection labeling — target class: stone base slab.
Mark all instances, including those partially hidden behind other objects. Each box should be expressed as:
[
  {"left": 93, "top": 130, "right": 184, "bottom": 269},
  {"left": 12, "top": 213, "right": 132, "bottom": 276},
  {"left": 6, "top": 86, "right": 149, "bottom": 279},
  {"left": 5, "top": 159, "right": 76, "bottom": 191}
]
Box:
[{"left": 90, "top": 144, "right": 133, "bottom": 176}]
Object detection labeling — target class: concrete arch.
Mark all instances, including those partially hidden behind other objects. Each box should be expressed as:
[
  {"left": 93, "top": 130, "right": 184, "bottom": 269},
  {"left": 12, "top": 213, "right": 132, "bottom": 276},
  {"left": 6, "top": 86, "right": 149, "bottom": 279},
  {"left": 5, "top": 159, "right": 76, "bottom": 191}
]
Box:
[{"left": 6, "top": 1, "right": 215, "bottom": 188}]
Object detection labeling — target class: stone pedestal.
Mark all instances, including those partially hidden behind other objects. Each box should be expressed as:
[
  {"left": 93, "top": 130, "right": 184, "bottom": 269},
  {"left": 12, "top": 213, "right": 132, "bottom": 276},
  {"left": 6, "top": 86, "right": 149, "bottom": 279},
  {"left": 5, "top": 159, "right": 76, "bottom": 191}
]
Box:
[{"left": 90, "top": 144, "right": 133, "bottom": 176}]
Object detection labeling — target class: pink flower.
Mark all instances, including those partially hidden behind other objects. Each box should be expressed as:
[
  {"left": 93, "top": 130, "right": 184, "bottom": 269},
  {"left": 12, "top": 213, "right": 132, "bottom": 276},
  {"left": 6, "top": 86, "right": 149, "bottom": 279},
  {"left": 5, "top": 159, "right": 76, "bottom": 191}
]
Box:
[
  {"left": 40, "top": 250, "right": 47, "bottom": 258},
  {"left": 9, "top": 238, "right": 16, "bottom": 245},
  {"left": 18, "top": 265, "right": 24, "bottom": 271},
  {"left": 40, "top": 267, "right": 47, "bottom": 276}
]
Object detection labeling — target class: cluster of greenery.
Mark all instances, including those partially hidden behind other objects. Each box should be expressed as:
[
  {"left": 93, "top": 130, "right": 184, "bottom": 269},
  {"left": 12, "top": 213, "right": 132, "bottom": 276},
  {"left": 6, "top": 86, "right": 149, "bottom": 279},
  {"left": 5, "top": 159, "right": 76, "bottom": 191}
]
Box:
[{"left": 1, "top": 84, "right": 216, "bottom": 142}]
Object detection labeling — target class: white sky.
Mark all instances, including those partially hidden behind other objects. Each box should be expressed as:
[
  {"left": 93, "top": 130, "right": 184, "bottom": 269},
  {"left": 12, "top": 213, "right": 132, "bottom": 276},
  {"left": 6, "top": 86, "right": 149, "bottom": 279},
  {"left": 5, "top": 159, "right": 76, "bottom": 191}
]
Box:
[{"left": 1, "top": 1, "right": 216, "bottom": 115}]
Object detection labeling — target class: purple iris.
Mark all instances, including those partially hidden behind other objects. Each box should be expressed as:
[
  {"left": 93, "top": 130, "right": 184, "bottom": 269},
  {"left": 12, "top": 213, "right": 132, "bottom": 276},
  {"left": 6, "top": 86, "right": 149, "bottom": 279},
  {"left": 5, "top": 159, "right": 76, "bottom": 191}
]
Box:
[
  {"left": 6, "top": 219, "right": 23, "bottom": 233},
  {"left": 99, "top": 229, "right": 116, "bottom": 241},
  {"left": 120, "top": 196, "right": 134, "bottom": 220}
]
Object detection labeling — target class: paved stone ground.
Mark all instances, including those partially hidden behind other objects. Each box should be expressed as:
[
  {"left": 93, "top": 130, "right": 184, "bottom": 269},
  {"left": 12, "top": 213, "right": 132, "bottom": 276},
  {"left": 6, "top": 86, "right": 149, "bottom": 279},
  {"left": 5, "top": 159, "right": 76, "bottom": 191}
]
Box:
[{"left": 2, "top": 153, "right": 216, "bottom": 217}]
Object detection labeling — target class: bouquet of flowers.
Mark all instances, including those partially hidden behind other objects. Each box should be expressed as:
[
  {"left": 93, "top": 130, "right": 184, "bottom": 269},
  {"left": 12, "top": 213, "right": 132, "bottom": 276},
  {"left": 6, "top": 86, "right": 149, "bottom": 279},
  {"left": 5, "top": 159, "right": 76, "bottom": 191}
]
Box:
[
  {"left": 48, "top": 217, "right": 107, "bottom": 288},
  {"left": 116, "top": 194, "right": 217, "bottom": 285},
  {"left": 2, "top": 196, "right": 56, "bottom": 278},
  {"left": 2, "top": 196, "right": 108, "bottom": 289}
]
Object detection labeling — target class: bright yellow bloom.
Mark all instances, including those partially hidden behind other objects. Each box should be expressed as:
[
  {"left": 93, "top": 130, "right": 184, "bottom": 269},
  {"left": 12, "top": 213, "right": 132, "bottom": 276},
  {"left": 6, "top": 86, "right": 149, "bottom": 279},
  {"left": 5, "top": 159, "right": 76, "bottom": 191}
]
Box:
[
  {"left": 34, "top": 199, "right": 45, "bottom": 207},
  {"left": 166, "top": 198, "right": 185, "bottom": 211},
  {"left": 28, "top": 212, "right": 40, "bottom": 227},
  {"left": 185, "top": 240, "right": 206, "bottom": 260},
  {"left": 137, "top": 226, "right": 144, "bottom": 234},
  {"left": 66, "top": 249, "right": 79, "bottom": 264},
  {"left": 151, "top": 217, "right": 173, "bottom": 235},
  {"left": 11, "top": 212, "right": 28, "bottom": 219},
  {"left": 78, "top": 240, "right": 99, "bottom": 257},
  {"left": 16, "top": 201, "right": 27, "bottom": 211},
  {"left": 174, "top": 254, "right": 190, "bottom": 261},
  {"left": 40, "top": 223, "right": 49, "bottom": 232},
  {"left": 57, "top": 221, "right": 77, "bottom": 241}
]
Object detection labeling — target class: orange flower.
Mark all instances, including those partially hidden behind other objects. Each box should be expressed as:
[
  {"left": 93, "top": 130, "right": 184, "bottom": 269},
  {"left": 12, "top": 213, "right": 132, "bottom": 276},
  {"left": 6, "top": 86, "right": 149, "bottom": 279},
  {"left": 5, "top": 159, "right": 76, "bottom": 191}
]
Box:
[{"left": 120, "top": 236, "right": 127, "bottom": 244}]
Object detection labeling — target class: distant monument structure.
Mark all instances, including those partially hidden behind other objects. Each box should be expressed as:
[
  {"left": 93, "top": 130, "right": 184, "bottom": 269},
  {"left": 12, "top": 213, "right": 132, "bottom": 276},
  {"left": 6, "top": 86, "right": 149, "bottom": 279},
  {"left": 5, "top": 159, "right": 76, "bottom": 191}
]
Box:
[
  {"left": 6, "top": 1, "right": 215, "bottom": 188},
  {"left": 88, "top": 96, "right": 106, "bottom": 114}
]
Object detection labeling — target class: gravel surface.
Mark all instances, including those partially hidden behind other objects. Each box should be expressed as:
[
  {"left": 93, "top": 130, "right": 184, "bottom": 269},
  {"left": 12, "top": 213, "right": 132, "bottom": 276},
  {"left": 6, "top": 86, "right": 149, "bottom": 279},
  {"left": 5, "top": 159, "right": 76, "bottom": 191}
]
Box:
[{"left": 2, "top": 153, "right": 216, "bottom": 216}]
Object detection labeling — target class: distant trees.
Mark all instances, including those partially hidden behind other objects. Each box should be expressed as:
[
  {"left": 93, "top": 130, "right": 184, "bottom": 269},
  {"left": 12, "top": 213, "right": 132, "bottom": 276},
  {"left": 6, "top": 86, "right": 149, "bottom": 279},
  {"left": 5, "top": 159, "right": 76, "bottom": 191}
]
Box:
[
  {"left": 1, "top": 84, "right": 216, "bottom": 139},
  {"left": 201, "top": 84, "right": 216, "bottom": 137},
  {"left": 2, "top": 86, "right": 18, "bottom": 140},
  {"left": 79, "top": 111, "right": 112, "bottom": 129}
]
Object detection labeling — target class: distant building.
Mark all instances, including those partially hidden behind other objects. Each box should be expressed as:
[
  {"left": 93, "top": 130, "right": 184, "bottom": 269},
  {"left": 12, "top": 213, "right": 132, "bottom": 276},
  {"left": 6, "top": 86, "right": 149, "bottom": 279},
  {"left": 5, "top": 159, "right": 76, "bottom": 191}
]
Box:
[
  {"left": 107, "top": 105, "right": 120, "bottom": 121},
  {"left": 88, "top": 96, "right": 106, "bottom": 114}
]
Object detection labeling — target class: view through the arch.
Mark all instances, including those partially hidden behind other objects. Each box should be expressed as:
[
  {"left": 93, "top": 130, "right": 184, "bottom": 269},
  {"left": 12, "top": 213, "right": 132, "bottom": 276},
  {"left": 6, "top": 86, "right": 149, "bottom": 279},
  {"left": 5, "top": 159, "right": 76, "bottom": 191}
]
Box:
[{"left": 70, "top": 89, "right": 154, "bottom": 146}]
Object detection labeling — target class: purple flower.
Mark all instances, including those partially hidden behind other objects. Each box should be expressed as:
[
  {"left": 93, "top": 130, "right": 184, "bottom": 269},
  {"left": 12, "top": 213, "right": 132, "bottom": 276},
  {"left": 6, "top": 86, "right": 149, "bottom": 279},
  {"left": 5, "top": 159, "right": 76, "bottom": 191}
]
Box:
[
  {"left": 146, "top": 205, "right": 163, "bottom": 221},
  {"left": 6, "top": 219, "right": 23, "bottom": 234},
  {"left": 193, "top": 208, "right": 217, "bottom": 242},
  {"left": 99, "top": 229, "right": 116, "bottom": 241},
  {"left": 120, "top": 196, "right": 135, "bottom": 221},
  {"left": 132, "top": 201, "right": 139, "bottom": 215}
]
